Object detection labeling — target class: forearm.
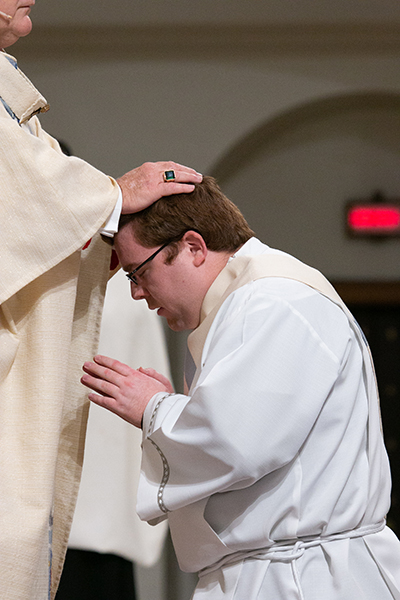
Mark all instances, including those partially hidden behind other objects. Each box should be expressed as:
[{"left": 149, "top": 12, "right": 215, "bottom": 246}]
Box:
[{"left": 0, "top": 119, "right": 118, "bottom": 304}]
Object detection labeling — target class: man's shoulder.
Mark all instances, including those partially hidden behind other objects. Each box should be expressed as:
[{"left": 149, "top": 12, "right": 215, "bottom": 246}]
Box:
[
  {"left": 0, "top": 51, "right": 49, "bottom": 124},
  {"left": 215, "top": 276, "right": 352, "bottom": 364},
  {"left": 227, "top": 275, "right": 331, "bottom": 307}
]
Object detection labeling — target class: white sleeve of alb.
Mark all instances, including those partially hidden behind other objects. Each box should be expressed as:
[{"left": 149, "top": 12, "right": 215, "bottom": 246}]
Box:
[{"left": 100, "top": 186, "right": 122, "bottom": 237}]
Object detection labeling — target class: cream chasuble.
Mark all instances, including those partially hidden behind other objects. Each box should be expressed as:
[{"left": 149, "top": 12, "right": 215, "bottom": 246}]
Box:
[{"left": 0, "top": 51, "right": 119, "bottom": 599}]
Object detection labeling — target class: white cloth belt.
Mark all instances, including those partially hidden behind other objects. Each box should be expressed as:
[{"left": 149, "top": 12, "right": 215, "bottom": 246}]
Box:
[{"left": 199, "top": 520, "right": 386, "bottom": 578}]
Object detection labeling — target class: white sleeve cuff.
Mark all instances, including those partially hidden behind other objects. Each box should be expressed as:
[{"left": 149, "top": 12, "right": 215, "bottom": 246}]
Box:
[
  {"left": 142, "top": 392, "right": 179, "bottom": 437},
  {"left": 100, "top": 185, "right": 122, "bottom": 237}
]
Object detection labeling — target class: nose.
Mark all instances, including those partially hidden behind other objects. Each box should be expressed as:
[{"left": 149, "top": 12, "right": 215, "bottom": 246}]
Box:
[{"left": 130, "top": 282, "right": 147, "bottom": 300}]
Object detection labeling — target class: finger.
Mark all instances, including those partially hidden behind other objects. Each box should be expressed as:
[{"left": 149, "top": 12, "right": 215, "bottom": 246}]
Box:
[
  {"left": 93, "top": 355, "right": 133, "bottom": 377},
  {"left": 82, "top": 361, "right": 119, "bottom": 384},
  {"left": 81, "top": 373, "right": 120, "bottom": 398},
  {"left": 159, "top": 162, "right": 202, "bottom": 178},
  {"left": 164, "top": 171, "right": 202, "bottom": 184},
  {"left": 138, "top": 368, "right": 174, "bottom": 393},
  {"left": 138, "top": 367, "right": 157, "bottom": 376},
  {"left": 82, "top": 362, "right": 106, "bottom": 382},
  {"left": 87, "top": 392, "right": 140, "bottom": 427},
  {"left": 138, "top": 367, "right": 172, "bottom": 386},
  {"left": 161, "top": 183, "right": 197, "bottom": 196},
  {"left": 138, "top": 366, "right": 165, "bottom": 382},
  {"left": 137, "top": 366, "right": 166, "bottom": 378},
  {"left": 158, "top": 164, "right": 202, "bottom": 188},
  {"left": 87, "top": 391, "right": 114, "bottom": 406},
  {"left": 87, "top": 392, "right": 122, "bottom": 417}
]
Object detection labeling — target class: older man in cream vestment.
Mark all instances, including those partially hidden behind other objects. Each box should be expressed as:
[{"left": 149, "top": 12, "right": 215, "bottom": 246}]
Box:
[
  {"left": 0, "top": 40, "right": 201, "bottom": 600},
  {"left": 0, "top": 49, "right": 119, "bottom": 600},
  {"left": 83, "top": 178, "right": 400, "bottom": 600}
]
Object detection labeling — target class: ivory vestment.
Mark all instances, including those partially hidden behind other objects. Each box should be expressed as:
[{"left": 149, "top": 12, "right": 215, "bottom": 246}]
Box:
[
  {"left": 138, "top": 238, "right": 400, "bottom": 599},
  {"left": 0, "top": 51, "right": 119, "bottom": 599}
]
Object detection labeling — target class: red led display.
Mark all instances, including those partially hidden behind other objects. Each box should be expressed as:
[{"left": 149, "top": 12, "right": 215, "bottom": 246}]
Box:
[{"left": 347, "top": 203, "right": 400, "bottom": 236}]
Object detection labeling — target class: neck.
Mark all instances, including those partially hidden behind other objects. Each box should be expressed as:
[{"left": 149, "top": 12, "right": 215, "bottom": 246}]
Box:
[
  {"left": 194, "top": 250, "right": 235, "bottom": 323},
  {"left": 205, "top": 250, "right": 233, "bottom": 287}
]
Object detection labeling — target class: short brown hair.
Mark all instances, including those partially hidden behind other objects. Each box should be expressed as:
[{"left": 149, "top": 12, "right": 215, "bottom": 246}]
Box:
[{"left": 118, "top": 176, "right": 254, "bottom": 259}]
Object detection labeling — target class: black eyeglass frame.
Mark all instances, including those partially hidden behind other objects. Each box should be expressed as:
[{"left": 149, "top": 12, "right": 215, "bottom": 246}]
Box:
[{"left": 126, "top": 241, "right": 171, "bottom": 285}]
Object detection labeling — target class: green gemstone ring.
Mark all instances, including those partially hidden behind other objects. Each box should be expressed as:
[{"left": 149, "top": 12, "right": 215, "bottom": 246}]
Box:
[{"left": 163, "top": 170, "right": 176, "bottom": 182}]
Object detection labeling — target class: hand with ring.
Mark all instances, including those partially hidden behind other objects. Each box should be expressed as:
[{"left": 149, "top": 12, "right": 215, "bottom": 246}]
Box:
[{"left": 117, "top": 161, "right": 202, "bottom": 214}]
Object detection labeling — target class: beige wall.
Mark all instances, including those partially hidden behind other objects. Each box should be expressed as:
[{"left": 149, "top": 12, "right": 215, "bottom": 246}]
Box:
[{"left": 17, "top": 45, "right": 400, "bottom": 282}]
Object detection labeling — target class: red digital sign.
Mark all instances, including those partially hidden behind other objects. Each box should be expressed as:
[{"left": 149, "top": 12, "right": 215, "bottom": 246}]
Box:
[{"left": 346, "top": 196, "right": 400, "bottom": 237}]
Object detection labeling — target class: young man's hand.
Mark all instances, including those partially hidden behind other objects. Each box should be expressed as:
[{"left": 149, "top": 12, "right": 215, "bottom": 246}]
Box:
[
  {"left": 137, "top": 367, "right": 174, "bottom": 393},
  {"left": 81, "top": 355, "right": 173, "bottom": 428}
]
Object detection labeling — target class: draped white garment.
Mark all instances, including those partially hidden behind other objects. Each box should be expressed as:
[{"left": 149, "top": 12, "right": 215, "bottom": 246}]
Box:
[{"left": 138, "top": 238, "right": 400, "bottom": 599}]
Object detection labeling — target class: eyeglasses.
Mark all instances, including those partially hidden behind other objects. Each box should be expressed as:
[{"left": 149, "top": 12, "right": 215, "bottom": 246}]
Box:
[{"left": 126, "top": 242, "right": 170, "bottom": 285}]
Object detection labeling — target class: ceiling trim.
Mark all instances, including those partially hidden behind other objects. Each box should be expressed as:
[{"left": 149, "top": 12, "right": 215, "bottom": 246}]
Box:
[{"left": 15, "top": 23, "right": 400, "bottom": 59}]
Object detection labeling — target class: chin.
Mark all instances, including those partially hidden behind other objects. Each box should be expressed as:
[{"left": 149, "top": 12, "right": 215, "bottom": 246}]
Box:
[
  {"left": 167, "top": 316, "right": 198, "bottom": 332},
  {"left": 166, "top": 320, "right": 185, "bottom": 332},
  {"left": 19, "top": 17, "right": 33, "bottom": 36},
  {"left": 12, "top": 15, "right": 33, "bottom": 39},
  {"left": 166, "top": 316, "right": 190, "bottom": 332}
]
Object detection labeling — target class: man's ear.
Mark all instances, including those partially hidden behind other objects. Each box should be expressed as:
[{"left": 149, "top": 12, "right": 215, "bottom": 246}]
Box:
[{"left": 182, "top": 231, "right": 207, "bottom": 266}]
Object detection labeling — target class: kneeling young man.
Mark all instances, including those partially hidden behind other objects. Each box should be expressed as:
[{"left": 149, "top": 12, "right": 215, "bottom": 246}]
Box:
[{"left": 81, "top": 177, "right": 400, "bottom": 600}]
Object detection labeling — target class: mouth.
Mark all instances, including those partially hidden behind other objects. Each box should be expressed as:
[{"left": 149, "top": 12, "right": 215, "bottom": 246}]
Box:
[
  {"left": 145, "top": 302, "right": 168, "bottom": 318},
  {"left": 146, "top": 302, "right": 162, "bottom": 312}
]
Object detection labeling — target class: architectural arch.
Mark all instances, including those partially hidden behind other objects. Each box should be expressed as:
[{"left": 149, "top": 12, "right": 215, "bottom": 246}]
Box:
[{"left": 210, "top": 91, "right": 400, "bottom": 280}]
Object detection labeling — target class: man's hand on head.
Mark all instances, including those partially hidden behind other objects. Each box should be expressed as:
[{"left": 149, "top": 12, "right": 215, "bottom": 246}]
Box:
[
  {"left": 117, "top": 161, "right": 202, "bottom": 214},
  {"left": 81, "top": 355, "right": 173, "bottom": 428}
]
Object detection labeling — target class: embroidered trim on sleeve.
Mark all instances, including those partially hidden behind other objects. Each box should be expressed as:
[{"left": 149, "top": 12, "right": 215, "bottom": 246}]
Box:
[
  {"left": 148, "top": 438, "right": 170, "bottom": 513},
  {"left": 147, "top": 392, "right": 172, "bottom": 435},
  {"left": 146, "top": 393, "right": 173, "bottom": 514}
]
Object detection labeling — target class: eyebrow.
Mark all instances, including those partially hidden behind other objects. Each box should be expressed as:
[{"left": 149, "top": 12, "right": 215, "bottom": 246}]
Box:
[{"left": 123, "top": 260, "right": 142, "bottom": 273}]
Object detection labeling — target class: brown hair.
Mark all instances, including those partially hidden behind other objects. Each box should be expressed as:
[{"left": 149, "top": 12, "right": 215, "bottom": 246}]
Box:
[{"left": 118, "top": 176, "right": 254, "bottom": 261}]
